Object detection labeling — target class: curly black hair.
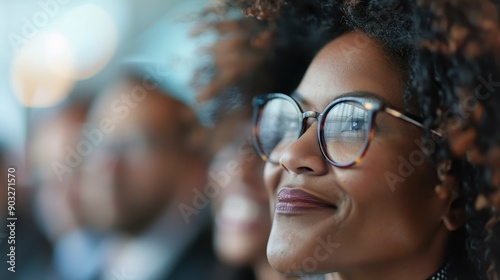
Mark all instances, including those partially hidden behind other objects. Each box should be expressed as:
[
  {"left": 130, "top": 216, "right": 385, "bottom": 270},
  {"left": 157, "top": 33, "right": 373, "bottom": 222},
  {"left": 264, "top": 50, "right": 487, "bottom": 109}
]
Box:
[
  {"left": 198, "top": 0, "right": 500, "bottom": 279},
  {"left": 410, "top": 2, "right": 500, "bottom": 278}
]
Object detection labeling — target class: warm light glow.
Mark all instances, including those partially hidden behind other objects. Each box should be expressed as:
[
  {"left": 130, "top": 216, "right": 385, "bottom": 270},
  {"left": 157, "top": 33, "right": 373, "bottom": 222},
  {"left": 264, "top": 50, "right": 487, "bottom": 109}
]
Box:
[
  {"left": 45, "top": 33, "right": 69, "bottom": 55},
  {"left": 11, "top": 33, "right": 75, "bottom": 108},
  {"left": 10, "top": 3, "right": 120, "bottom": 108},
  {"left": 54, "top": 4, "right": 119, "bottom": 80}
]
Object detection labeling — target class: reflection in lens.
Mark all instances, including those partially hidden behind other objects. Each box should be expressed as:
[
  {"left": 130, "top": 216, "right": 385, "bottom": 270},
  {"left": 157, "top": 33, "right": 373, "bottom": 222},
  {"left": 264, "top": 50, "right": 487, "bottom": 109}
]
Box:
[
  {"left": 257, "top": 98, "right": 301, "bottom": 162},
  {"left": 323, "top": 101, "right": 369, "bottom": 165}
]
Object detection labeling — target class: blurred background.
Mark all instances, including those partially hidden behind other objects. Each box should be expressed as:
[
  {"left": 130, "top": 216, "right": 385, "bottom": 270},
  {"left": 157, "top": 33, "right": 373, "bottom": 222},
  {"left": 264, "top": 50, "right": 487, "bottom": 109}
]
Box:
[
  {"left": 0, "top": 1, "right": 257, "bottom": 279},
  {"left": 0, "top": 0, "right": 219, "bottom": 176}
]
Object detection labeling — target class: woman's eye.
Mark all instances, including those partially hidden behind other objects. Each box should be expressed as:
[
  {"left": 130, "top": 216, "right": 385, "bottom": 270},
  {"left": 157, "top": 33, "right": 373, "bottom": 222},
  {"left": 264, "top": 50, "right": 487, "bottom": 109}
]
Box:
[
  {"left": 276, "top": 114, "right": 292, "bottom": 123},
  {"left": 341, "top": 117, "right": 366, "bottom": 131},
  {"left": 288, "top": 119, "right": 299, "bottom": 128},
  {"left": 276, "top": 115, "right": 299, "bottom": 128}
]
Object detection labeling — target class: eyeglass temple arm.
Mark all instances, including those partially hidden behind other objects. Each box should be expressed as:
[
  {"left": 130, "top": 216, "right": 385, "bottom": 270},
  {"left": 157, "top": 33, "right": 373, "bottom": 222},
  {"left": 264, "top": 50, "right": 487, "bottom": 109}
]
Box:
[{"left": 383, "top": 108, "right": 443, "bottom": 137}]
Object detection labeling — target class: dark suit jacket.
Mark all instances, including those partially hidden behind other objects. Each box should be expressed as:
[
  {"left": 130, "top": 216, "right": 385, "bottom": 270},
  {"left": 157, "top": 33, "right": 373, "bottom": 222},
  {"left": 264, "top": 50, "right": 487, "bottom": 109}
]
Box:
[{"left": 163, "top": 224, "right": 256, "bottom": 280}]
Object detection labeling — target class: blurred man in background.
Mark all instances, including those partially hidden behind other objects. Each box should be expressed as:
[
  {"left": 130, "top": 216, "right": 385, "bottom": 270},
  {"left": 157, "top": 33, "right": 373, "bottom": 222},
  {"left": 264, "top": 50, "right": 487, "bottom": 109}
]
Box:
[
  {"left": 0, "top": 103, "right": 86, "bottom": 280},
  {"left": 29, "top": 101, "right": 95, "bottom": 280},
  {"left": 75, "top": 76, "right": 220, "bottom": 280}
]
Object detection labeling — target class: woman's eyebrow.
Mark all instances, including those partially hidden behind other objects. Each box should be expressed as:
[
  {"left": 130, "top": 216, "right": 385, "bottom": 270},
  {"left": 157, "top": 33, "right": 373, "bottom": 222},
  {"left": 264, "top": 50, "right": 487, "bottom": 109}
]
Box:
[
  {"left": 292, "top": 90, "right": 397, "bottom": 109},
  {"left": 290, "top": 91, "right": 312, "bottom": 109},
  {"left": 291, "top": 91, "right": 306, "bottom": 103},
  {"left": 336, "top": 91, "right": 397, "bottom": 108}
]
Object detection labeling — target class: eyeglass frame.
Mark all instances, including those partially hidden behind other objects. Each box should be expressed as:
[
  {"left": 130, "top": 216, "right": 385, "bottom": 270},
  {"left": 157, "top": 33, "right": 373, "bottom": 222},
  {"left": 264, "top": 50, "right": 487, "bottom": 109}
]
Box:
[{"left": 252, "top": 92, "right": 442, "bottom": 167}]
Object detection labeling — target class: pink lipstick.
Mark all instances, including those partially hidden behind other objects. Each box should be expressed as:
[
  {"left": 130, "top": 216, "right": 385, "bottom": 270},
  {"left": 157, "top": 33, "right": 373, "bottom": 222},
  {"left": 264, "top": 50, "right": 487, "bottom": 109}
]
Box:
[{"left": 276, "top": 188, "right": 335, "bottom": 214}]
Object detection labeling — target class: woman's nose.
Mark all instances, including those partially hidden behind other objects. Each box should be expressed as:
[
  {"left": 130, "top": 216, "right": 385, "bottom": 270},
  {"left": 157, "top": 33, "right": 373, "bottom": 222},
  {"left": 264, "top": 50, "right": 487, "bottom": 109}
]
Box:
[{"left": 278, "top": 122, "right": 329, "bottom": 176}]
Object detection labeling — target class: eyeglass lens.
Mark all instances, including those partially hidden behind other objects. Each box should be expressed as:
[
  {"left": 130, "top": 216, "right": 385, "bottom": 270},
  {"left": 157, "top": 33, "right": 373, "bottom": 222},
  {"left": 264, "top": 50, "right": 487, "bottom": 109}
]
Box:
[{"left": 256, "top": 97, "right": 370, "bottom": 165}]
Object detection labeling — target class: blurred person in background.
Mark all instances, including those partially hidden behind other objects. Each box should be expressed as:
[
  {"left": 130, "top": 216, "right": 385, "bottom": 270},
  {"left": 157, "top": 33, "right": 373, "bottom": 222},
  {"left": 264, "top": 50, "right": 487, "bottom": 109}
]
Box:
[
  {"left": 30, "top": 102, "right": 89, "bottom": 245},
  {"left": 30, "top": 101, "right": 114, "bottom": 280},
  {"left": 75, "top": 76, "right": 223, "bottom": 280},
  {"left": 197, "top": 7, "right": 321, "bottom": 279},
  {"left": 28, "top": 101, "right": 97, "bottom": 280},
  {"left": 0, "top": 103, "right": 89, "bottom": 280},
  {"left": 209, "top": 112, "right": 272, "bottom": 280}
]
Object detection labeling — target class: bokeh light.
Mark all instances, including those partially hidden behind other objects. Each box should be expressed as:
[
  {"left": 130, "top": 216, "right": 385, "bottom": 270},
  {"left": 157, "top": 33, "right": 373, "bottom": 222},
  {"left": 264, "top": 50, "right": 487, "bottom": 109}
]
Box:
[{"left": 10, "top": 3, "right": 119, "bottom": 108}]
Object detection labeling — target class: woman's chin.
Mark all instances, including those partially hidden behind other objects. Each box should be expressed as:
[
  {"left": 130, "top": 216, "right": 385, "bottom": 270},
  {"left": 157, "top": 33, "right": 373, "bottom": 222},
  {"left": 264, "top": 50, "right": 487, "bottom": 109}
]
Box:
[
  {"left": 267, "top": 250, "right": 334, "bottom": 276},
  {"left": 266, "top": 217, "right": 344, "bottom": 275},
  {"left": 267, "top": 231, "right": 315, "bottom": 274}
]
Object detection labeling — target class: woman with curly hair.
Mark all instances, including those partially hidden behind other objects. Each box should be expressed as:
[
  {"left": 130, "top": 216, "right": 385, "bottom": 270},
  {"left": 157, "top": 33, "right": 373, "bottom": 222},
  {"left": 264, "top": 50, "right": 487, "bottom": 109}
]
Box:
[{"left": 199, "top": 0, "right": 500, "bottom": 279}]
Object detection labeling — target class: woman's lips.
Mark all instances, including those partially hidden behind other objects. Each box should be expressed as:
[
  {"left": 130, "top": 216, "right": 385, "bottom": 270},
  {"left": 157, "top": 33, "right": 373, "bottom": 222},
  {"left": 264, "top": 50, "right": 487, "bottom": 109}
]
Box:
[{"left": 276, "top": 188, "right": 336, "bottom": 214}]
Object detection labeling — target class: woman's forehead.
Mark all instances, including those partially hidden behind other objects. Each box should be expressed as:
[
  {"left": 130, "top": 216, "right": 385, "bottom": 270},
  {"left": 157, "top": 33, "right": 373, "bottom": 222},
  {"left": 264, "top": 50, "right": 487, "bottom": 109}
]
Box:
[{"left": 296, "top": 32, "right": 407, "bottom": 111}]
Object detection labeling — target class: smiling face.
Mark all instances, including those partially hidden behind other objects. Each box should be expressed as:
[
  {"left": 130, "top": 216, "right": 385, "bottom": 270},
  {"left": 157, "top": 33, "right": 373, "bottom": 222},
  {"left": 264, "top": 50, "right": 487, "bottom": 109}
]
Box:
[
  {"left": 264, "top": 32, "right": 456, "bottom": 278},
  {"left": 210, "top": 118, "right": 271, "bottom": 266}
]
